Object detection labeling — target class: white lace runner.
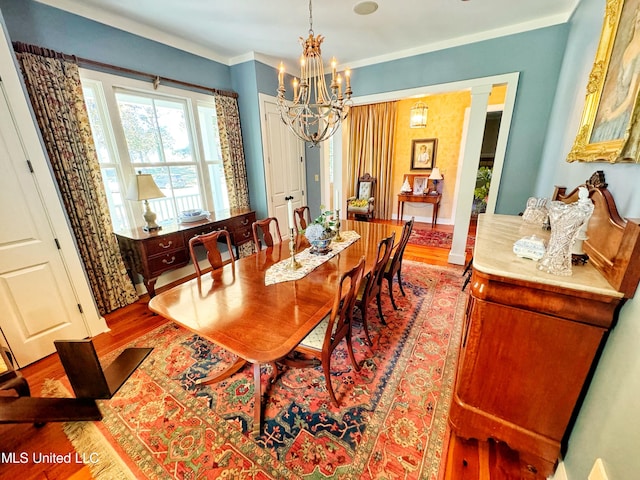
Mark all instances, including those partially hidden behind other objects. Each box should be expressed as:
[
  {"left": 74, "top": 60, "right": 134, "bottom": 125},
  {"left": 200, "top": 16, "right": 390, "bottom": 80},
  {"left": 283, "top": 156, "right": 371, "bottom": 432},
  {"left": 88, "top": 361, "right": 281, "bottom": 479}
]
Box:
[{"left": 265, "top": 231, "right": 361, "bottom": 285}]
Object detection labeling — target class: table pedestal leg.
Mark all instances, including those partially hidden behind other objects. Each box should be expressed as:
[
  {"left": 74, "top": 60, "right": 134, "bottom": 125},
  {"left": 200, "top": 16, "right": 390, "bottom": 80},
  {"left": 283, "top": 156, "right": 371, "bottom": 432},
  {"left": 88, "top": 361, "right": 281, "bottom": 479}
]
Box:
[
  {"left": 195, "top": 356, "right": 247, "bottom": 385},
  {"left": 253, "top": 363, "right": 262, "bottom": 437}
]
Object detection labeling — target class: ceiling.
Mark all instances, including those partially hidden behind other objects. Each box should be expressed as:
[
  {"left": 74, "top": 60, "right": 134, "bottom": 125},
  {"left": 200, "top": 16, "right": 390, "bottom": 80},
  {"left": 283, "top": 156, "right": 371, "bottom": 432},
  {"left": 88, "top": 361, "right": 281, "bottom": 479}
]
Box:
[{"left": 36, "top": 0, "right": 579, "bottom": 69}]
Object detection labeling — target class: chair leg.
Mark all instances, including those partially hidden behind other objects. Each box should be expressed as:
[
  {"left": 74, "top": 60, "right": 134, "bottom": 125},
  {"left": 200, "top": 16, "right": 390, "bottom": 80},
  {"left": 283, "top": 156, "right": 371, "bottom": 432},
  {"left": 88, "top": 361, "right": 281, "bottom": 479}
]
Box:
[
  {"left": 322, "top": 355, "right": 339, "bottom": 407},
  {"left": 346, "top": 333, "right": 360, "bottom": 373},
  {"left": 376, "top": 293, "right": 387, "bottom": 325},
  {"left": 396, "top": 269, "right": 406, "bottom": 297},
  {"left": 387, "top": 277, "right": 398, "bottom": 310},
  {"left": 360, "top": 305, "right": 373, "bottom": 346}
]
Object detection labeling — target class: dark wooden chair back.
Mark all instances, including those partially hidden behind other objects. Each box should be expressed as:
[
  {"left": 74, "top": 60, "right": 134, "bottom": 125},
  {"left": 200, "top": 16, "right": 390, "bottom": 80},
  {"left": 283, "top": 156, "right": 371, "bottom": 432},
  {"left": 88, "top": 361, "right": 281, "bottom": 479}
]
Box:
[
  {"left": 294, "top": 206, "right": 311, "bottom": 232},
  {"left": 281, "top": 256, "right": 365, "bottom": 407},
  {"left": 252, "top": 217, "right": 282, "bottom": 250},
  {"left": 384, "top": 218, "right": 414, "bottom": 309},
  {"left": 188, "top": 229, "right": 235, "bottom": 278},
  {"left": 355, "top": 232, "right": 395, "bottom": 345}
]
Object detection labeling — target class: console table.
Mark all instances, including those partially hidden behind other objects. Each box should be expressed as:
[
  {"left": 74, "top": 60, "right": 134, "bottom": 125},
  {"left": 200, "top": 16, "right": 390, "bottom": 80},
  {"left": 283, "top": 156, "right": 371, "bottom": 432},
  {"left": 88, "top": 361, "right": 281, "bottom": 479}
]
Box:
[
  {"left": 448, "top": 178, "right": 640, "bottom": 477},
  {"left": 115, "top": 208, "right": 256, "bottom": 297},
  {"left": 397, "top": 192, "right": 441, "bottom": 227}
]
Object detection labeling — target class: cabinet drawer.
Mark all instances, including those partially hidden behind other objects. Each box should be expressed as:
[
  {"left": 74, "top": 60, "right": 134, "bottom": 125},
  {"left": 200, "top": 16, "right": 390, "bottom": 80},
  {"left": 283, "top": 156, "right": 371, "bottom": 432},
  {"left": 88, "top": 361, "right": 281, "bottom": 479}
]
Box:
[
  {"left": 231, "top": 226, "right": 254, "bottom": 245},
  {"left": 147, "top": 250, "right": 189, "bottom": 277},
  {"left": 228, "top": 213, "right": 255, "bottom": 230},
  {"left": 143, "top": 233, "right": 185, "bottom": 256}
]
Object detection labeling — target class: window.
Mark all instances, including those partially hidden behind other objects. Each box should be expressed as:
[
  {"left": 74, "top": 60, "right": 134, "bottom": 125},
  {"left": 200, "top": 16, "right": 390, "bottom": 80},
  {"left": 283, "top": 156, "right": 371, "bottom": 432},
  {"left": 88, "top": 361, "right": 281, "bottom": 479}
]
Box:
[{"left": 81, "top": 70, "right": 228, "bottom": 231}]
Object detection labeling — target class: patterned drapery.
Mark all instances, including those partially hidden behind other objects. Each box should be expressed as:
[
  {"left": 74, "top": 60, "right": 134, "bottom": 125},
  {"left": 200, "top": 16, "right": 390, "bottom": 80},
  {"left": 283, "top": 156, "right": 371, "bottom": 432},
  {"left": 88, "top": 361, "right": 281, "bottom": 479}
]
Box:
[
  {"left": 215, "top": 95, "right": 253, "bottom": 257},
  {"left": 347, "top": 102, "right": 398, "bottom": 220},
  {"left": 14, "top": 46, "right": 138, "bottom": 314}
]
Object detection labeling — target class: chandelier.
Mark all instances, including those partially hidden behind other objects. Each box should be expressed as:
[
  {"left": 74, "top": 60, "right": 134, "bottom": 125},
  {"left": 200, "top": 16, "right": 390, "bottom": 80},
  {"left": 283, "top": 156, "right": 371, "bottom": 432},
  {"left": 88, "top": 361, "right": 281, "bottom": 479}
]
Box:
[{"left": 277, "top": 0, "right": 352, "bottom": 145}]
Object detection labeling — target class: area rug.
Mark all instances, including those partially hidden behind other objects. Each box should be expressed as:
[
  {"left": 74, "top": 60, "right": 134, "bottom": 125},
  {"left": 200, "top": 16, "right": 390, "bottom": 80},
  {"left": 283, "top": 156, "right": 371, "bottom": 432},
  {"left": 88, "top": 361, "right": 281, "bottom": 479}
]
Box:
[
  {"left": 54, "top": 261, "right": 466, "bottom": 479},
  {"left": 409, "top": 228, "right": 475, "bottom": 250}
]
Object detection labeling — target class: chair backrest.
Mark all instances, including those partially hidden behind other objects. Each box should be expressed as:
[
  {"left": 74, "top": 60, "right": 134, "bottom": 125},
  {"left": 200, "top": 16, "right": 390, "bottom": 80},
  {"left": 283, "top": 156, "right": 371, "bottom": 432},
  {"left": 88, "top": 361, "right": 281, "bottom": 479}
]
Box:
[
  {"left": 362, "top": 232, "right": 396, "bottom": 299},
  {"left": 188, "top": 229, "right": 235, "bottom": 278},
  {"left": 387, "top": 218, "right": 414, "bottom": 277},
  {"left": 294, "top": 206, "right": 311, "bottom": 232},
  {"left": 357, "top": 173, "right": 376, "bottom": 200},
  {"left": 252, "top": 217, "right": 282, "bottom": 250}
]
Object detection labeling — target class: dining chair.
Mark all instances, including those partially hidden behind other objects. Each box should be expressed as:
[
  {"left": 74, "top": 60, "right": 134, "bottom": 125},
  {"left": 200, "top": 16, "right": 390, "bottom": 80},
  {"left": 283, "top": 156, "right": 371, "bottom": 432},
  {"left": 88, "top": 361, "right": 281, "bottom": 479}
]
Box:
[
  {"left": 354, "top": 232, "right": 395, "bottom": 346},
  {"left": 252, "top": 217, "right": 282, "bottom": 250},
  {"left": 280, "top": 256, "right": 365, "bottom": 407},
  {"left": 188, "top": 229, "right": 235, "bottom": 278},
  {"left": 384, "top": 218, "right": 414, "bottom": 309},
  {"left": 294, "top": 206, "right": 311, "bottom": 232}
]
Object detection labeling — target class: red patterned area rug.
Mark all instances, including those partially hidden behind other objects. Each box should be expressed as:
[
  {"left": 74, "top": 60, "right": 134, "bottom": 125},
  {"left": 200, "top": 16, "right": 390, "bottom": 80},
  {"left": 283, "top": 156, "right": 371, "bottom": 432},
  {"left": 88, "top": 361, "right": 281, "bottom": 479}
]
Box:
[
  {"left": 57, "top": 261, "right": 466, "bottom": 479},
  {"left": 409, "top": 228, "right": 475, "bottom": 250}
]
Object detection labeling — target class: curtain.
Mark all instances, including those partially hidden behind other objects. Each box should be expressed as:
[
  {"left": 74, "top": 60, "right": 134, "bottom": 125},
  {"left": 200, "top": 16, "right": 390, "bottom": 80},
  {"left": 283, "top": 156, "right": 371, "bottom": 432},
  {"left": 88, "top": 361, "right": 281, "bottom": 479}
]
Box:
[
  {"left": 14, "top": 45, "right": 138, "bottom": 314},
  {"left": 215, "top": 95, "right": 253, "bottom": 257},
  {"left": 347, "top": 102, "right": 398, "bottom": 219}
]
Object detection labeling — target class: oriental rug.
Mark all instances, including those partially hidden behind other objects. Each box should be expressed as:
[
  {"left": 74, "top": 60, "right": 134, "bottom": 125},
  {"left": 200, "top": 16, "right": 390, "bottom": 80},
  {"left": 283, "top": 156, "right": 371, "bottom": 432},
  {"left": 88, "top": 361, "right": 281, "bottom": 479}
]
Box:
[
  {"left": 408, "top": 229, "right": 475, "bottom": 251},
  {"left": 53, "top": 261, "right": 466, "bottom": 479}
]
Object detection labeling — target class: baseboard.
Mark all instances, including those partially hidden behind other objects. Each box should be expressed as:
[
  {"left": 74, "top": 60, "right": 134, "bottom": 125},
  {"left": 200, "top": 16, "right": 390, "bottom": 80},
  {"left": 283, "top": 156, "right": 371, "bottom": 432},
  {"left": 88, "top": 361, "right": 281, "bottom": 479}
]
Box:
[{"left": 551, "top": 461, "right": 568, "bottom": 480}]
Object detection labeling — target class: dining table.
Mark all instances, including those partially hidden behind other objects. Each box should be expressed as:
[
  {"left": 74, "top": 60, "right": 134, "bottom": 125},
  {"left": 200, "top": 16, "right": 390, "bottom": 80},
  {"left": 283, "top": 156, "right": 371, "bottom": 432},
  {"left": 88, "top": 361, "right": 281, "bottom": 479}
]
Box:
[{"left": 147, "top": 219, "right": 402, "bottom": 436}]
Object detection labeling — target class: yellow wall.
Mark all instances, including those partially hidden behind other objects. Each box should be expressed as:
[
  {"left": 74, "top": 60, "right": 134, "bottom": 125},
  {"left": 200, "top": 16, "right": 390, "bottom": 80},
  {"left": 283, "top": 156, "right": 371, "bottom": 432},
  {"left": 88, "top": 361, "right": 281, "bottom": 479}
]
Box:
[{"left": 392, "top": 84, "right": 506, "bottom": 222}]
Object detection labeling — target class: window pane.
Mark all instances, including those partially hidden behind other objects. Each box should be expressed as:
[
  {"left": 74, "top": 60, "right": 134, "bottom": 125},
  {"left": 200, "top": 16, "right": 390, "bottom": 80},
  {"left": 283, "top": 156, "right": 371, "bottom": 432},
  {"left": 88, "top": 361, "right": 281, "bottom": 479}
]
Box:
[
  {"left": 209, "top": 164, "right": 229, "bottom": 211},
  {"left": 155, "top": 99, "right": 193, "bottom": 162},
  {"left": 101, "top": 167, "right": 128, "bottom": 231},
  {"left": 198, "top": 104, "right": 229, "bottom": 212},
  {"left": 116, "top": 93, "right": 162, "bottom": 163},
  {"left": 83, "top": 85, "right": 112, "bottom": 164},
  {"left": 137, "top": 166, "right": 204, "bottom": 222}
]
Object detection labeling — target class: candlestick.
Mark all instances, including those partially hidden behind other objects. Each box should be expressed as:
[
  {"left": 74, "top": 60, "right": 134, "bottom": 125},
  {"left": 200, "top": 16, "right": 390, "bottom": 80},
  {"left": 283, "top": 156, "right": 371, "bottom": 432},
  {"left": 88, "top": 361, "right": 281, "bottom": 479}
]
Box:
[
  {"left": 334, "top": 208, "right": 342, "bottom": 242},
  {"left": 287, "top": 227, "right": 302, "bottom": 270},
  {"left": 278, "top": 63, "right": 284, "bottom": 88}
]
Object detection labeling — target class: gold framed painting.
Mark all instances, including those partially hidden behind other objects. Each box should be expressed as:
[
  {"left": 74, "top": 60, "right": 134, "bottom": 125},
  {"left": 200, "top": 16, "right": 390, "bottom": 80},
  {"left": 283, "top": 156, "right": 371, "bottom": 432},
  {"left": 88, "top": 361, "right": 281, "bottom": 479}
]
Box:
[
  {"left": 410, "top": 138, "right": 437, "bottom": 170},
  {"left": 568, "top": 0, "right": 640, "bottom": 163}
]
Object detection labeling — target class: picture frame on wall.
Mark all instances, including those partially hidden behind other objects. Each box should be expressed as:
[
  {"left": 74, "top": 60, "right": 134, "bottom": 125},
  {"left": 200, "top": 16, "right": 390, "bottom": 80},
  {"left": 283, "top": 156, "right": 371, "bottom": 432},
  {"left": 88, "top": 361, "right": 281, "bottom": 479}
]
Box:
[
  {"left": 567, "top": 0, "right": 640, "bottom": 163},
  {"left": 410, "top": 138, "right": 437, "bottom": 170}
]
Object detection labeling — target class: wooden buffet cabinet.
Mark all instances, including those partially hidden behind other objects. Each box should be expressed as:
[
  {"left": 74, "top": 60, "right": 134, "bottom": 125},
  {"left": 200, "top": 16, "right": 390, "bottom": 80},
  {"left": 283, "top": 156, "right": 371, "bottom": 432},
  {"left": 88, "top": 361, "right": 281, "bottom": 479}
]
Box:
[
  {"left": 448, "top": 180, "right": 640, "bottom": 477},
  {"left": 115, "top": 208, "right": 256, "bottom": 297}
]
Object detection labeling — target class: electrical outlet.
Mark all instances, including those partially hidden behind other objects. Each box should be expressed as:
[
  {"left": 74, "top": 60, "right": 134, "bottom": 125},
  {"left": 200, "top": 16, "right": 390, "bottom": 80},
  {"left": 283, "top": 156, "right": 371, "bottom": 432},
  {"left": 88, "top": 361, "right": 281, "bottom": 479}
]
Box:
[
  {"left": 588, "top": 458, "right": 609, "bottom": 480},
  {"left": 314, "top": 174, "right": 319, "bottom": 182}
]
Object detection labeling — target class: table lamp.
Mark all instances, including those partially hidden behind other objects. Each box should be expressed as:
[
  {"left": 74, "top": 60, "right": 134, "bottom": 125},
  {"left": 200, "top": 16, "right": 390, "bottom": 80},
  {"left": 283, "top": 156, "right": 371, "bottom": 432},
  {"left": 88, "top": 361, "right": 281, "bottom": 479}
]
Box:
[
  {"left": 428, "top": 167, "right": 443, "bottom": 194},
  {"left": 126, "top": 171, "right": 165, "bottom": 232}
]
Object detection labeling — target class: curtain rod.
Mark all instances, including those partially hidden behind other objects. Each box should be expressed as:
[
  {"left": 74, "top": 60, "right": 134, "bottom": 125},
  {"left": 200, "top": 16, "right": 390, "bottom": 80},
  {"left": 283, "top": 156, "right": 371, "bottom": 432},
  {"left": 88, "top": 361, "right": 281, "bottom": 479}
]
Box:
[{"left": 12, "top": 42, "right": 238, "bottom": 99}]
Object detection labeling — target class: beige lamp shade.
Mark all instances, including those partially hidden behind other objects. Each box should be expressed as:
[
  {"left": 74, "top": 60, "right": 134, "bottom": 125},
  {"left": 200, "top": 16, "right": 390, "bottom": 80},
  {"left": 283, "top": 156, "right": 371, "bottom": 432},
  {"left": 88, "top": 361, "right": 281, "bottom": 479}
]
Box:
[
  {"left": 428, "top": 167, "right": 443, "bottom": 181},
  {"left": 126, "top": 172, "right": 165, "bottom": 201},
  {"left": 126, "top": 172, "right": 165, "bottom": 232}
]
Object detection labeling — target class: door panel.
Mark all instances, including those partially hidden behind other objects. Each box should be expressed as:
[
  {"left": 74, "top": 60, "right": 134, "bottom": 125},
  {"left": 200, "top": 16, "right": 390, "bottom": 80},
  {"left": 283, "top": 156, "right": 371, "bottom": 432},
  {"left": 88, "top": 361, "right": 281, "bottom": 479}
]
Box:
[
  {"left": 262, "top": 97, "right": 306, "bottom": 236},
  {"left": 0, "top": 84, "right": 89, "bottom": 366}
]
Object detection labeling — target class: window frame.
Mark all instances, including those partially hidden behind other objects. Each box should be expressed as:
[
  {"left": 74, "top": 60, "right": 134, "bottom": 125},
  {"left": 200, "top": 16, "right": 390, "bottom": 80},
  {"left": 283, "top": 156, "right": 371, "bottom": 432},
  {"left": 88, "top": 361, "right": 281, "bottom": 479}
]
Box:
[{"left": 80, "top": 68, "right": 225, "bottom": 231}]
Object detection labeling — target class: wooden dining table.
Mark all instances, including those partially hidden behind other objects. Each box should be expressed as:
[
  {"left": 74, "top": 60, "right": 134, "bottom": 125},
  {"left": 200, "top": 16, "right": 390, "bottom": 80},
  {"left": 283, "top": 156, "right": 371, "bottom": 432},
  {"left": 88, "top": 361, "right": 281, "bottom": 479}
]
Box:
[{"left": 148, "top": 220, "right": 402, "bottom": 436}]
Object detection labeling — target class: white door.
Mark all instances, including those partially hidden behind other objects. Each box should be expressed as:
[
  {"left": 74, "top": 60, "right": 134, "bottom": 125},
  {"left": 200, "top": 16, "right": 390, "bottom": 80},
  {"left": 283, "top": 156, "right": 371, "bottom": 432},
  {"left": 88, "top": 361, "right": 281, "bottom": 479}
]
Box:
[
  {"left": 260, "top": 95, "right": 306, "bottom": 237},
  {"left": 0, "top": 84, "right": 89, "bottom": 367}
]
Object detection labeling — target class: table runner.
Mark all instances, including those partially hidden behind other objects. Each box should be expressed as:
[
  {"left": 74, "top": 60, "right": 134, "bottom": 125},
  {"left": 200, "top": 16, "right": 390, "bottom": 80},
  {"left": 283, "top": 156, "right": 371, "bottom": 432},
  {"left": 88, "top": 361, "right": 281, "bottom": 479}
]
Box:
[{"left": 265, "top": 230, "right": 360, "bottom": 285}]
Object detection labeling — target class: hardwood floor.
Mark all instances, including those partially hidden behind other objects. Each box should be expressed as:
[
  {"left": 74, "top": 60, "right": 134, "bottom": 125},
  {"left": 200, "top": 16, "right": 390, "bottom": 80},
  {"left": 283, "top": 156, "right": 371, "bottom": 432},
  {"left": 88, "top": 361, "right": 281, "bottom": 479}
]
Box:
[{"left": 0, "top": 220, "right": 545, "bottom": 479}]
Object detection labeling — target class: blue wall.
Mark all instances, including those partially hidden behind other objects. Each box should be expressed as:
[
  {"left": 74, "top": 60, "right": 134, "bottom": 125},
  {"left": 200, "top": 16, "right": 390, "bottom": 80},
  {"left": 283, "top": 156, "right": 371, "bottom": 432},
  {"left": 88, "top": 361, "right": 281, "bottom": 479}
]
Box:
[
  {"left": 537, "top": 0, "right": 640, "bottom": 478},
  {"left": 350, "top": 26, "right": 569, "bottom": 215},
  {"left": 0, "top": 0, "right": 231, "bottom": 90}
]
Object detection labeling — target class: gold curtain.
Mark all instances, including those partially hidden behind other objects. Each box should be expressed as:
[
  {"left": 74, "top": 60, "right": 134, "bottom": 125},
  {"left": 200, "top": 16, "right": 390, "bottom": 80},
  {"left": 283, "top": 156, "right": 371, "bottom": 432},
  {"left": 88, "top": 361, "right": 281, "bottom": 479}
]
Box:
[
  {"left": 215, "top": 95, "right": 253, "bottom": 257},
  {"left": 14, "top": 45, "right": 138, "bottom": 314},
  {"left": 347, "top": 102, "right": 398, "bottom": 220}
]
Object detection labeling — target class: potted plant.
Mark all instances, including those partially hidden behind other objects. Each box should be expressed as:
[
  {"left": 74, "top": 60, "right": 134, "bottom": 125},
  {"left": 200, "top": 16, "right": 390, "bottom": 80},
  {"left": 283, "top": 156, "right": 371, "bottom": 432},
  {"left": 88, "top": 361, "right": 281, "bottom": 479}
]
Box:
[{"left": 473, "top": 167, "right": 492, "bottom": 214}]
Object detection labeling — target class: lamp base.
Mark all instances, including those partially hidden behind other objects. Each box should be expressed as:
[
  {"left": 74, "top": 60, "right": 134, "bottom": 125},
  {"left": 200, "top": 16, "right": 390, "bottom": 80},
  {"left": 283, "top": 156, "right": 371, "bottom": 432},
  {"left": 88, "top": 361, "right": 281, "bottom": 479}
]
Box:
[{"left": 143, "top": 224, "right": 162, "bottom": 232}]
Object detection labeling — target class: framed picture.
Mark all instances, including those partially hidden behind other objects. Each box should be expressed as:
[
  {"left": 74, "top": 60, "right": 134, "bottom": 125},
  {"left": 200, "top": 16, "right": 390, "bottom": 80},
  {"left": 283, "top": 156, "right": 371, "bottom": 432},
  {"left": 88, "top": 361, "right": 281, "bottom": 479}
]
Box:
[
  {"left": 410, "top": 138, "right": 438, "bottom": 170},
  {"left": 413, "top": 176, "right": 427, "bottom": 195},
  {"left": 568, "top": 0, "right": 640, "bottom": 163}
]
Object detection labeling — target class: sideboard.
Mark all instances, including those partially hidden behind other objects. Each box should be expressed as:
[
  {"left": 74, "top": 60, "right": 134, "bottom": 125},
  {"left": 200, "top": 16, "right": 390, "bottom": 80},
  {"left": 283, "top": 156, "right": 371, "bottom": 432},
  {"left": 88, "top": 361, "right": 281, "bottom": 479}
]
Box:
[
  {"left": 115, "top": 208, "right": 256, "bottom": 297},
  {"left": 448, "top": 179, "right": 640, "bottom": 477}
]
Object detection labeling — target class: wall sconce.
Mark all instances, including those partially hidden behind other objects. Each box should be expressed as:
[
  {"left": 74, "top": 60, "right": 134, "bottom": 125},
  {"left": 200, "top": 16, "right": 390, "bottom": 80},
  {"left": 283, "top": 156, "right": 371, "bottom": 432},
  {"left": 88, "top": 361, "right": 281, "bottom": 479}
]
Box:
[
  {"left": 126, "top": 171, "right": 165, "bottom": 232},
  {"left": 410, "top": 101, "right": 428, "bottom": 128},
  {"left": 429, "top": 167, "right": 443, "bottom": 194}
]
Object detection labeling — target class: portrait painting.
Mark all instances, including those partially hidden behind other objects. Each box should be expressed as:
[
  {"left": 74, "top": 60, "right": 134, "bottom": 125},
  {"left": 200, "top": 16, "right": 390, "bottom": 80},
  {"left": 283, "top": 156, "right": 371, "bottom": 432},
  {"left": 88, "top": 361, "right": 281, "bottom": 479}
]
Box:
[
  {"left": 568, "top": 0, "right": 640, "bottom": 163},
  {"left": 410, "top": 138, "right": 438, "bottom": 170}
]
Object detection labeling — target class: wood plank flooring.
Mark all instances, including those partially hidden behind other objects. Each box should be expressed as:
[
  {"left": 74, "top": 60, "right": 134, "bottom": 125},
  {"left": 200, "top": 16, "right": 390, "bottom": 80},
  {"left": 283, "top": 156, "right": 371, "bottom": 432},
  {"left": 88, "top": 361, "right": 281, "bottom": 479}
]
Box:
[{"left": 0, "top": 220, "right": 546, "bottom": 479}]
